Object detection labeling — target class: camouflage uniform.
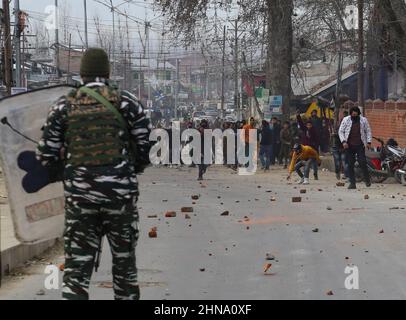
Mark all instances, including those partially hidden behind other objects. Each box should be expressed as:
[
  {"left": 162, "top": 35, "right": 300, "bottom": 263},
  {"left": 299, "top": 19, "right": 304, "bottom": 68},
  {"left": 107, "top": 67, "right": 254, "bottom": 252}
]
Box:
[{"left": 36, "top": 81, "right": 151, "bottom": 300}]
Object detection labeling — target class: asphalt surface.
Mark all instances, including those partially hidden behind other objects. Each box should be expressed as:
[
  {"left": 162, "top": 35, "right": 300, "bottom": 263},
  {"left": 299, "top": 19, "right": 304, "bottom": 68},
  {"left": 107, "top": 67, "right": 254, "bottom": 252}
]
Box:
[{"left": 1, "top": 165, "right": 406, "bottom": 300}]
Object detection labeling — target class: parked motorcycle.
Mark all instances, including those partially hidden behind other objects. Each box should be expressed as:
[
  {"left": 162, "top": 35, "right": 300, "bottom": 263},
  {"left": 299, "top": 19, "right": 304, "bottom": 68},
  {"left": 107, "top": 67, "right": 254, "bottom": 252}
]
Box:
[{"left": 355, "top": 137, "right": 406, "bottom": 184}]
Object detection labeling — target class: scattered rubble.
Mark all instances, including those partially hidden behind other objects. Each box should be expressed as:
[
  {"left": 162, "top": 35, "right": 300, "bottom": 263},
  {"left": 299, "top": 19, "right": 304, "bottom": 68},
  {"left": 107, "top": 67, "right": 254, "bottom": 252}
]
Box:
[
  {"left": 147, "top": 215, "right": 158, "bottom": 218},
  {"left": 292, "top": 197, "right": 302, "bottom": 203},
  {"left": 300, "top": 189, "right": 307, "bottom": 194},
  {"left": 263, "top": 263, "right": 272, "bottom": 273},
  {"left": 364, "top": 195, "right": 370, "bottom": 200},
  {"left": 181, "top": 207, "right": 194, "bottom": 213},
  {"left": 185, "top": 214, "right": 191, "bottom": 219},
  {"left": 36, "top": 289, "right": 45, "bottom": 296},
  {"left": 266, "top": 253, "right": 275, "bottom": 261},
  {"left": 336, "top": 182, "right": 345, "bottom": 187},
  {"left": 221, "top": 211, "right": 229, "bottom": 216},
  {"left": 191, "top": 195, "right": 200, "bottom": 200},
  {"left": 326, "top": 290, "right": 334, "bottom": 296},
  {"left": 312, "top": 228, "right": 319, "bottom": 233},
  {"left": 148, "top": 228, "right": 158, "bottom": 238},
  {"left": 165, "top": 211, "right": 176, "bottom": 218}
]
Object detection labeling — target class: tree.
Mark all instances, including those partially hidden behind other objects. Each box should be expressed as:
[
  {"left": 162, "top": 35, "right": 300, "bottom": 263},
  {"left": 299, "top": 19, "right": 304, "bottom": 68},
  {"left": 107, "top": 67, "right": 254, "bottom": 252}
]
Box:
[
  {"left": 374, "top": 0, "right": 406, "bottom": 97},
  {"left": 154, "top": 0, "right": 294, "bottom": 117}
]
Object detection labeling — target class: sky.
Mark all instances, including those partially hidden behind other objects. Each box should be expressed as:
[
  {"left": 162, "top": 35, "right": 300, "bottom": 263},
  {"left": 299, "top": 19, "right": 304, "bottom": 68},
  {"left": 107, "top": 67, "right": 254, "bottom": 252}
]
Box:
[{"left": 18, "top": 0, "right": 164, "bottom": 53}]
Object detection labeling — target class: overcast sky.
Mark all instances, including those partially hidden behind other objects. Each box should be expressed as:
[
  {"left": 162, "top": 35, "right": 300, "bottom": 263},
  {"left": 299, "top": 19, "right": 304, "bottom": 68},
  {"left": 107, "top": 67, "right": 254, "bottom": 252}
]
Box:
[{"left": 18, "top": 0, "right": 162, "bottom": 53}]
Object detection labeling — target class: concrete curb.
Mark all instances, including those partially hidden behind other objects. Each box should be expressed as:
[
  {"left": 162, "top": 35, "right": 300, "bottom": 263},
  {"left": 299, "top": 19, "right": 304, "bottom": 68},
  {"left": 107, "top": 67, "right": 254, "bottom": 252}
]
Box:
[{"left": 1, "top": 239, "right": 58, "bottom": 277}]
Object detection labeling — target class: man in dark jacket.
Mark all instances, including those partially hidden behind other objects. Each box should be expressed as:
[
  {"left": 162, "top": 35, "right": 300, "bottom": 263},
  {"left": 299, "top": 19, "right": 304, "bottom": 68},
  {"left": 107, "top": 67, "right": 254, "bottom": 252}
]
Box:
[
  {"left": 310, "top": 110, "right": 322, "bottom": 142},
  {"left": 279, "top": 121, "right": 293, "bottom": 169},
  {"left": 297, "top": 112, "right": 320, "bottom": 152},
  {"left": 198, "top": 119, "right": 210, "bottom": 180},
  {"left": 271, "top": 117, "right": 281, "bottom": 165},
  {"left": 259, "top": 120, "right": 273, "bottom": 171}
]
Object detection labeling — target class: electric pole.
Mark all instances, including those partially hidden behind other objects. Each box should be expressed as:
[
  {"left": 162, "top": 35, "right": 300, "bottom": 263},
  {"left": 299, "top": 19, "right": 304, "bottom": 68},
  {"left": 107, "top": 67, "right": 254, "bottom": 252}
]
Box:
[
  {"left": 110, "top": 0, "right": 116, "bottom": 79},
  {"left": 14, "top": 0, "right": 21, "bottom": 88},
  {"left": 83, "top": 0, "right": 88, "bottom": 48},
  {"left": 175, "top": 58, "right": 180, "bottom": 119},
  {"left": 55, "top": 0, "right": 61, "bottom": 78},
  {"left": 334, "top": 31, "right": 344, "bottom": 130},
  {"left": 3, "top": 0, "right": 12, "bottom": 95},
  {"left": 221, "top": 25, "right": 226, "bottom": 120},
  {"left": 233, "top": 19, "right": 240, "bottom": 121},
  {"left": 357, "top": 0, "right": 365, "bottom": 113}
]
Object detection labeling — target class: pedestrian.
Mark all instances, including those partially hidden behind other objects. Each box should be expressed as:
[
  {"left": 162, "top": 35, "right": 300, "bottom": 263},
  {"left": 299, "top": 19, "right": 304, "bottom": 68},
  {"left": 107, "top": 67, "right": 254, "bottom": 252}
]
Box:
[
  {"left": 271, "top": 117, "right": 281, "bottom": 165},
  {"left": 331, "top": 131, "right": 348, "bottom": 180},
  {"left": 198, "top": 119, "right": 210, "bottom": 180},
  {"left": 310, "top": 109, "right": 322, "bottom": 140},
  {"left": 320, "top": 119, "right": 331, "bottom": 154},
  {"left": 338, "top": 106, "right": 372, "bottom": 189},
  {"left": 36, "top": 48, "right": 151, "bottom": 300},
  {"left": 242, "top": 117, "right": 256, "bottom": 168},
  {"left": 279, "top": 121, "right": 293, "bottom": 169},
  {"left": 297, "top": 111, "right": 320, "bottom": 152},
  {"left": 259, "top": 120, "right": 273, "bottom": 171},
  {"left": 287, "top": 144, "right": 321, "bottom": 185}
]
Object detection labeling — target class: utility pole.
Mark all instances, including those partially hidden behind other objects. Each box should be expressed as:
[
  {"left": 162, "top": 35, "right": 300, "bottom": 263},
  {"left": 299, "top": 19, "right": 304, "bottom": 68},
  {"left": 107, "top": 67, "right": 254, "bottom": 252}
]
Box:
[
  {"left": 233, "top": 19, "right": 240, "bottom": 121},
  {"left": 139, "top": 54, "right": 142, "bottom": 99},
  {"left": 394, "top": 50, "right": 398, "bottom": 98},
  {"left": 3, "top": 0, "right": 12, "bottom": 95},
  {"left": 83, "top": 0, "right": 88, "bottom": 48},
  {"left": 14, "top": 0, "right": 21, "bottom": 87},
  {"left": 67, "top": 33, "right": 72, "bottom": 83},
  {"left": 55, "top": 0, "right": 61, "bottom": 78},
  {"left": 221, "top": 25, "right": 226, "bottom": 120},
  {"left": 125, "top": 12, "right": 132, "bottom": 91},
  {"left": 175, "top": 58, "right": 180, "bottom": 119},
  {"left": 110, "top": 0, "right": 115, "bottom": 79},
  {"left": 357, "top": 0, "right": 365, "bottom": 113},
  {"left": 334, "top": 31, "right": 344, "bottom": 130}
]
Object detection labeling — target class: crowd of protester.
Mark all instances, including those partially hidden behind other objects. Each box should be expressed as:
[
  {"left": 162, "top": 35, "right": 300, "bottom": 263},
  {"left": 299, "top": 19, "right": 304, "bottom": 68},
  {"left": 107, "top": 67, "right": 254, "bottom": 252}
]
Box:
[{"left": 154, "top": 107, "right": 371, "bottom": 186}]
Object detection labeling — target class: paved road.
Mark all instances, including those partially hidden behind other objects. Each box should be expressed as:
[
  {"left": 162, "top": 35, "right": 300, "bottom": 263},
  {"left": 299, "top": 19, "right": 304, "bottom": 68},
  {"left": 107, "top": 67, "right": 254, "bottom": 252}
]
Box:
[{"left": 1, "top": 166, "right": 406, "bottom": 300}]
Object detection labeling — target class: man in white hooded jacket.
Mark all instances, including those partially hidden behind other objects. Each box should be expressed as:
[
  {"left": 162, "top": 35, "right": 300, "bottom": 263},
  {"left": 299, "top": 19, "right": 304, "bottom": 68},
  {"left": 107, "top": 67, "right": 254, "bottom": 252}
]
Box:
[{"left": 339, "top": 106, "right": 372, "bottom": 189}]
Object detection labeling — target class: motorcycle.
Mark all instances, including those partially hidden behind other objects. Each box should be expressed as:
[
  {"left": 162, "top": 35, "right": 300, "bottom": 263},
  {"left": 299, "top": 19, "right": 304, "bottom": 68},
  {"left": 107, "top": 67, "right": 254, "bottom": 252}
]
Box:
[{"left": 355, "top": 137, "right": 406, "bottom": 184}]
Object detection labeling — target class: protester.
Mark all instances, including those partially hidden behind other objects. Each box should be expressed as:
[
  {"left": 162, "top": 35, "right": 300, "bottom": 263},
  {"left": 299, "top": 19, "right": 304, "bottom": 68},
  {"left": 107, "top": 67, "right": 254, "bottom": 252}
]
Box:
[
  {"left": 279, "top": 121, "right": 293, "bottom": 169},
  {"left": 287, "top": 144, "right": 321, "bottom": 185},
  {"left": 198, "top": 119, "right": 210, "bottom": 180},
  {"left": 259, "top": 120, "right": 273, "bottom": 171},
  {"left": 310, "top": 109, "right": 322, "bottom": 140},
  {"left": 320, "top": 119, "right": 331, "bottom": 154},
  {"left": 271, "top": 117, "right": 281, "bottom": 165},
  {"left": 297, "top": 111, "right": 320, "bottom": 152},
  {"left": 241, "top": 117, "right": 256, "bottom": 168},
  {"left": 331, "top": 132, "right": 348, "bottom": 180},
  {"left": 339, "top": 106, "right": 372, "bottom": 189}
]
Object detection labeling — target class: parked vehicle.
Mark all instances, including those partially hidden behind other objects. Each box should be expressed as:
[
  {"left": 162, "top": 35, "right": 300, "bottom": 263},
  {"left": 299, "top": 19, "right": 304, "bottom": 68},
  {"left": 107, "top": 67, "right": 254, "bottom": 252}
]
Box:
[{"left": 355, "top": 137, "right": 406, "bottom": 184}]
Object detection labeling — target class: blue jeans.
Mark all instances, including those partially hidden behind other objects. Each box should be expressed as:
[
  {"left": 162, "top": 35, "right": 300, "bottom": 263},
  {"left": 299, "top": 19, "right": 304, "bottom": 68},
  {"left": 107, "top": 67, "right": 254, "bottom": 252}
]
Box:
[
  {"left": 259, "top": 144, "right": 272, "bottom": 169},
  {"left": 332, "top": 149, "right": 349, "bottom": 177},
  {"left": 295, "top": 158, "right": 318, "bottom": 179}
]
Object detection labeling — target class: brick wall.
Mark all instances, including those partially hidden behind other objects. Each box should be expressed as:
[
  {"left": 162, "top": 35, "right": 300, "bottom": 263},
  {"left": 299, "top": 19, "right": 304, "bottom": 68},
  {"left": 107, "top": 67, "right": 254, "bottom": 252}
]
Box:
[{"left": 342, "top": 100, "right": 406, "bottom": 147}]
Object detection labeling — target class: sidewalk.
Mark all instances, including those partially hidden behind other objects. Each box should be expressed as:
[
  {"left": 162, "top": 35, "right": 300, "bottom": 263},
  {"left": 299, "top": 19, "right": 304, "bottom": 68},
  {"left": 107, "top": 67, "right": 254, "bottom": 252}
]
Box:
[{"left": 0, "top": 168, "right": 57, "bottom": 277}]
